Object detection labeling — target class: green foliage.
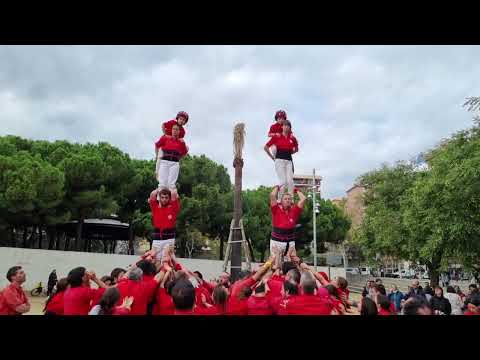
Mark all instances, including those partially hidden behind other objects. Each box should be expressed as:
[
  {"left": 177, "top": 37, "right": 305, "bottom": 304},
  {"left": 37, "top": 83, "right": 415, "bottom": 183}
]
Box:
[{"left": 354, "top": 105, "right": 480, "bottom": 284}]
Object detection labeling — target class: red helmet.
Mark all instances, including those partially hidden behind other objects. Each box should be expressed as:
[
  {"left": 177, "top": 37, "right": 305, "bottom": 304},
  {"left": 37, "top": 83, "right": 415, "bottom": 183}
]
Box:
[
  {"left": 176, "top": 111, "right": 189, "bottom": 122},
  {"left": 275, "top": 110, "right": 287, "bottom": 120}
]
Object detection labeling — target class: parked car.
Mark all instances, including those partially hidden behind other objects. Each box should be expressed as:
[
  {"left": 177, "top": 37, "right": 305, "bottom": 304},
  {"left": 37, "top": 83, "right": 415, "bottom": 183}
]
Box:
[
  {"left": 345, "top": 267, "right": 360, "bottom": 274},
  {"left": 393, "top": 270, "right": 415, "bottom": 279},
  {"left": 384, "top": 273, "right": 400, "bottom": 278},
  {"left": 359, "top": 267, "right": 372, "bottom": 276}
]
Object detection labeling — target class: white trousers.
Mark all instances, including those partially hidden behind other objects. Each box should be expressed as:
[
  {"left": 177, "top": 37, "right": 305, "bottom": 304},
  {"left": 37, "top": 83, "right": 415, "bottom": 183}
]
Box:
[
  {"left": 157, "top": 159, "right": 180, "bottom": 191},
  {"left": 152, "top": 238, "right": 175, "bottom": 261},
  {"left": 270, "top": 239, "right": 296, "bottom": 259},
  {"left": 274, "top": 158, "right": 294, "bottom": 196},
  {"left": 155, "top": 150, "right": 164, "bottom": 175}
]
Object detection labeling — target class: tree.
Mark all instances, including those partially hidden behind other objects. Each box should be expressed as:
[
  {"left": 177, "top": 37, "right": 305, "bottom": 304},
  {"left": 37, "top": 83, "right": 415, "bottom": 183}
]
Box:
[
  {"left": 0, "top": 152, "right": 68, "bottom": 248},
  {"left": 354, "top": 162, "right": 418, "bottom": 261},
  {"left": 60, "top": 150, "right": 118, "bottom": 250},
  {"left": 354, "top": 100, "right": 480, "bottom": 285},
  {"left": 243, "top": 186, "right": 271, "bottom": 262}
]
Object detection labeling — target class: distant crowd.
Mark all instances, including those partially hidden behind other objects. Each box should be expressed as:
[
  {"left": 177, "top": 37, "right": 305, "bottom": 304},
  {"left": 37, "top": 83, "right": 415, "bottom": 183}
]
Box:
[{"left": 360, "top": 278, "right": 480, "bottom": 315}]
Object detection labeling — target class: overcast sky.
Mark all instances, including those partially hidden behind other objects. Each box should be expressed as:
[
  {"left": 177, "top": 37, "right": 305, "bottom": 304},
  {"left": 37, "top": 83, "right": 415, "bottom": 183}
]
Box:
[{"left": 1, "top": 45, "right": 479, "bottom": 199}]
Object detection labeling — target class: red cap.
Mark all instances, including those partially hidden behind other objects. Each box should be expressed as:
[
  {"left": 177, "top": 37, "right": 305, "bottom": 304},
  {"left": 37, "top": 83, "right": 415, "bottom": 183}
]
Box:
[{"left": 274, "top": 110, "right": 287, "bottom": 120}]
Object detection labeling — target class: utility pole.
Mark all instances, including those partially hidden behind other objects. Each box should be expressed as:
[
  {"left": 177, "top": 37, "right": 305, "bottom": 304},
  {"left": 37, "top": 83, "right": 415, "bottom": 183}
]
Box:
[{"left": 312, "top": 168, "right": 317, "bottom": 272}]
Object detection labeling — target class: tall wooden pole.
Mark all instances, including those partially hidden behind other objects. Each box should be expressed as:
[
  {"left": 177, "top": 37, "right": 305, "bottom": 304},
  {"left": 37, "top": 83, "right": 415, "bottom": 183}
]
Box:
[{"left": 231, "top": 123, "right": 245, "bottom": 281}]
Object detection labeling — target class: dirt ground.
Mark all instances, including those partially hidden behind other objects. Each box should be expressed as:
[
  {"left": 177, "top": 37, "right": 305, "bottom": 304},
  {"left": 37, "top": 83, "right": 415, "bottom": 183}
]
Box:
[{"left": 26, "top": 295, "right": 47, "bottom": 315}]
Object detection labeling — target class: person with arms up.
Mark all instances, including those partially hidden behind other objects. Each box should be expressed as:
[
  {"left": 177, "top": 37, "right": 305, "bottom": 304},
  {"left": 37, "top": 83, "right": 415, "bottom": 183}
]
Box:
[{"left": 268, "top": 185, "right": 306, "bottom": 259}]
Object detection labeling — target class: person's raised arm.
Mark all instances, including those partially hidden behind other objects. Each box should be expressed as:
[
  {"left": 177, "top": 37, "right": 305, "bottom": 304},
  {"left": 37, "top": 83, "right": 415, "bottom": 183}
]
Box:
[
  {"left": 89, "top": 271, "right": 107, "bottom": 289},
  {"left": 159, "top": 268, "right": 172, "bottom": 288},
  {"left": 296, "top": 189, "right": 306, "bottom": 209},
  {"left": 299, "top": 262, "right": 329, "bottom": 287},
  {"left": 170, "top": 188, "right": 179, "bottom": 202},
  {"left": 270, "top": 186, "right": 279, "bottom": 208},
  {"left": 149, "top": 188, "right": 159, "bottom": 203},
  {"left": 264, "top": 144, "right": 275, "bottom": 162},
  {"left": 252, "top": 254, "right": 276, "bottom": 282}
]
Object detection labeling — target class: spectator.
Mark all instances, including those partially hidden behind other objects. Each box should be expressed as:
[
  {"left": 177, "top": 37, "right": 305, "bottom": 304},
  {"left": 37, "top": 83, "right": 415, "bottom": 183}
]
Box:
[
  {"left": 424, "top": 285, "right": 434, "bottom": 302},
  {"left": 362, "top": 280, "right": 374, "bottom": 298},
  {"left": 464, "top": 293, "right": 480, "bottom": 316},
  {"left": 47, "top": 269, "right": 58, "bottom": 296},
  {"left": 444, "top": 286, "right": 463, "bottom": 315},
  {"left": 424, "top": 282, "right": 433, "bottom": 295},
  {"left": 0, "top": 266, "right": 30, "bottom": 315},
  {"left": 44, "top": 278, "right": 68, "bottom": 315},
  {"left": 454, "top": 285, "right": 465, "bottom": 303},
  {"left": 359, "top": 297, "right": 378, "bottom": 316},
  {"left": 377, "top": 295, "right": 393, "bottom": 315},
  {"left": 402, "top": 297, "right": 432, "bottom": 315},
  {"left": 89, "top": 287, "right": 133, "bottom": 315},
  {"left": 429, "top": 286, "right": 451, "bottom": 315},
  {"left": 373, "top": 283, "right": 387, "bottom": 296},
  {"left": 388, "top": 285, "right": 404, "bottom": 314},
  {"left": 404, "top": 279, "right": 426, "bottom": 301},
  {"left": 463, "top": 284, "right": 479, "bottom": 311}
]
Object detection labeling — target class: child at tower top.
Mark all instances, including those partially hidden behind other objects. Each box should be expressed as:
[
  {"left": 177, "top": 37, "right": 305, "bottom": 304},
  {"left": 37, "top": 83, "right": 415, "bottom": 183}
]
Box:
[
  {"left": 162, "top": 111, "right": 189, "bottom": 139},
  {"left": 268, "top": 110, "right": 295, "bottom": 159},
  {"left": 156, "top": 111, "right": 189, "bottom": 180}
]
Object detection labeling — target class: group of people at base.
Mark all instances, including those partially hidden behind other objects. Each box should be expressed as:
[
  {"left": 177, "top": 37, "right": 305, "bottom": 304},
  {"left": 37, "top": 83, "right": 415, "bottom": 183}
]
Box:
[
  {"left": 0, "top": 245, "right": 356, "bottom": 316},
  {"left": 359, "top": 278, "right": 480, "bottom": 316}
]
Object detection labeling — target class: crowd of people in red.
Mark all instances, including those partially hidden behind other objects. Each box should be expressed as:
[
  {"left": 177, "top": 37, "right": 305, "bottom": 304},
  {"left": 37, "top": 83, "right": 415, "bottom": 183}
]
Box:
[{"left": 0, "top": 245, "right": 360, "bottom": 316}]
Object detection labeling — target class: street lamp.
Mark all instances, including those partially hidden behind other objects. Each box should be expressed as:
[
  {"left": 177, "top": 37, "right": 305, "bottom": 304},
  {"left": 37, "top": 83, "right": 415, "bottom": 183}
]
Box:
[{"left": 311, "top": 168, "right": 320, "bottom": 271}]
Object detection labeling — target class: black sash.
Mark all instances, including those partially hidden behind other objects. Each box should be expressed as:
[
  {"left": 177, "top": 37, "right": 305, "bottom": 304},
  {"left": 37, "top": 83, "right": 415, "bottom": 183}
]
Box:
[
  {"left": 271, "top": 226, "right": 296, "bottom": 242},
  {"left": 152, "top": 227, "right": 176, "bottom": 240},
  {"left": 162, "top": 149, "right": 181, "bottom": 162},
  {"left": 276, "top": 149, "right": 292, "bottom": 161}
]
